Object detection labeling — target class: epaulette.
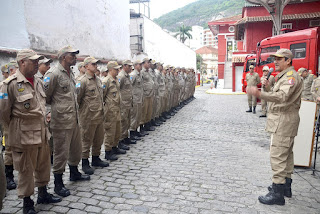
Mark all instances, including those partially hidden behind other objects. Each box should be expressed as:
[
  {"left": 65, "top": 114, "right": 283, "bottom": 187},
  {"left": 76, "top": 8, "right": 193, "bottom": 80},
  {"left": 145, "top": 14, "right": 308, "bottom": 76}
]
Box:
[
  {"left": 78, "top": 74, "right": 86, "bottom": 81},
  {"left": 3, "top": 73, "right": 17, "bottom": 85}
]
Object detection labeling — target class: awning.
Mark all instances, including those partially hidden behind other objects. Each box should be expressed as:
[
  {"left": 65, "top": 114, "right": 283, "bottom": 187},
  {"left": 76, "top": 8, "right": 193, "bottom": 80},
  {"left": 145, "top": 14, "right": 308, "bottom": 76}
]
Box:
[{"left": 236, "top": 12, "right": 320, "bottom": 25}]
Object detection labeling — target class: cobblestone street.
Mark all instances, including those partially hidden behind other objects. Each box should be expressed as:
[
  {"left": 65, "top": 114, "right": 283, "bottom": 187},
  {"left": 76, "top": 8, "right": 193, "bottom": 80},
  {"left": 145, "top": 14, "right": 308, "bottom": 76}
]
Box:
[{"left": 1, "top": 84, "right": 320, "bottom": 214}]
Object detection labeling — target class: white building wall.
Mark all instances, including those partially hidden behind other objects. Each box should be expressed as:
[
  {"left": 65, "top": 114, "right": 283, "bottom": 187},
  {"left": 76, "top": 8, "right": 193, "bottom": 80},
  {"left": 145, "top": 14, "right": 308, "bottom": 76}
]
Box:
[
  {"left": 0, "top": 0, "right": 131, "bottom": 60},
  {"left": 140, "top": 16, "right": 196, "bottom": 68}
]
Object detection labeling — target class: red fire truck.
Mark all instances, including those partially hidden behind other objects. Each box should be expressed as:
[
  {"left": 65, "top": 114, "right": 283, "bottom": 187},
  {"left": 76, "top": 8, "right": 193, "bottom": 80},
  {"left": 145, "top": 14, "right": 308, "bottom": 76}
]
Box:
[{"left": 242, "top": 27, "right": 320, "bottom": 92}]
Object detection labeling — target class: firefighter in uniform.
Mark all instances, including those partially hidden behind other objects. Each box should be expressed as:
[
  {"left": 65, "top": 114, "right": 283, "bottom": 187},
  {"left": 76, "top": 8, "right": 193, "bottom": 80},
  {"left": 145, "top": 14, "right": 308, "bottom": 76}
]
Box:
[
  {"left": 44, "top": 46, "right": 90, "bottom": 198},
  {"left": 247, "top": 49, "right": 303, "bottom": 205},
  {"left": 141, "top": 58, "right": 155, "bottom": 132},
  {"left": 76, "top": 62, "right": 85, "bottom": 81},
  {"left": 76, "top": 57, "right": 109, "bottom": 175},
  {"left": 260, "top": 66, "right": 275, "bottom": 117},
  {"left": 2, "top": 61, "right": 18, "bottom": 191},
  {"left": 311, "top": 73, "right": 320, "bottom": 103},
  {"left": 246, "top": 65, "right": 260, "bottom": 114},
  {"left": 299, "top": 67, "right": 315, "bottom": 100},
  {"left": 102, "top": 61, "right": 125, "bottom": 161},
  {"left": 155, "top": 62, "right": 166, "bottom": 122},
  {"left": 118, "top": 60, "right": 137, "bottom": 148},
  {"left": 0, "top": 49, "right": 61, "bottom": 214},
  {"left": 129, "top": 60, "right": 146, "bottom": 138}
]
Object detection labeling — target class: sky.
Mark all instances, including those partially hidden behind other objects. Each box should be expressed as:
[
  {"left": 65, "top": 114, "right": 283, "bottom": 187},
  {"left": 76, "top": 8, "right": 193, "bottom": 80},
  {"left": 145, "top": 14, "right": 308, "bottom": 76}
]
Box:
[{"left": 130, "top": 0, "right": 198, "bottom": 19}]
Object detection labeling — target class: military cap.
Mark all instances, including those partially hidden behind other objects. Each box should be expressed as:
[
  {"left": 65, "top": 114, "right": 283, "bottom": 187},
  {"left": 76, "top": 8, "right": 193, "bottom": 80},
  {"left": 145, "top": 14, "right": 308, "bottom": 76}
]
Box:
[
  {"left": 83, "top": 56, "right": 99, "bottom": 66},
  {"left": 7, "top": 61, "right": 18, "bottom": 68},
  {"left": 123, "top": 60, "right": 133, "bottom": 66},
  {"left": 107, "top": 61, "right": 121, "bottom": 70},
  {"left": 164, "top": 65, "right": 170, "bottom": 70},
  {"left": 57, "top": 46, "right": 79, "bottom": 58},
  {"left": 38, "top": 57, "right": 53, "bottom": 65},
  {"left": 270, "top": 49, "right": 293, "bottom": 59},
  {"left": 1, "top": 64, "right": 8, "bottom": 73},
  {"left": 133, "top": 60, "right": 142, "bottom": 65},
  {"left": 16, "top": 49, "right": 44, "bottom": 62},
  {"left": 262, "top": 66, "right": 269, "bottom": 71},
  {"left": 298, "top": 67, "right": 307, "bottom": 75},
  {"left": 78, "top": 62, "right": 84, "bottom": 69},
  {"left": 142, "top": 58, "right": 151, "bottom": 63}
]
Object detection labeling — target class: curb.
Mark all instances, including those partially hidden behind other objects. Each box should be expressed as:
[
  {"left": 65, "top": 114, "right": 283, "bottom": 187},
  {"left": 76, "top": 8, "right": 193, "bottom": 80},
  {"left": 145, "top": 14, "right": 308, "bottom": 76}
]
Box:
[{"left": 205, "top": 90, "right": 246, "bottom": 95}]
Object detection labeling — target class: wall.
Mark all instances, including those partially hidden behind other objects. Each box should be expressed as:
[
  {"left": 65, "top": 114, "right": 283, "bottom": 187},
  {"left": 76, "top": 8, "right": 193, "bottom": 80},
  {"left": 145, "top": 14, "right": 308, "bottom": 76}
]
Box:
[
  {"left": 244, "top": 22, "right": 273, "bottom": 53},
  {"left": 0, "top": 0, "right": 131, "bottom": 60},
  {"left": 136, "top": 16, "right": 196, "bottom": 68}
]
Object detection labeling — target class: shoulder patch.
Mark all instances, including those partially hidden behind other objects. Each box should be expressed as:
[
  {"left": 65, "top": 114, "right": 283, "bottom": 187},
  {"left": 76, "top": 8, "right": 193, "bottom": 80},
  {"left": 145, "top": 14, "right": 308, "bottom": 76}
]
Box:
[
  {"left": 0, "top": 92, "right": 8, "bottom": 100},
  {"left": 76, "top": 82, "right": 81, "bottom": 88},
  {"left": 288, "top": 77, "right": 295, "bottom": 85},
  {"left": 44, "top": 76, "right": 50, "bottom": 83},
  {"left": 102, "top": 84, "right": 106, "bottom": 89},
  {"left": 286, "top": 71, "right": 293, "bottom": 76},
  {"left": 130, "top": 76, "right": 133, "bottom": 81},
  {"left": 118, "top": 78, "right": 121, "bottom": 83}
]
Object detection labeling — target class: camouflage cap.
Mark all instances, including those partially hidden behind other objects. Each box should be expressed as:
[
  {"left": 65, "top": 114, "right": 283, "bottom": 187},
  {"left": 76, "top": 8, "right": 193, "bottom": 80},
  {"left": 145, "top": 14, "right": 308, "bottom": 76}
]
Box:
[
  {"left": 16, "top": 49, "right": 44, "bottom": 62},
  {"left": 57, "top": 46, "right": 79, "bottom": 58},
  {"left": 164, "top": 65, "right": 170, "bottom": 70},
  {"left": 270, "top": 48, "right": 293, "bottom": 59},
  {"left": 77, "top": 62, "right": 84, "bottom": 69},
  {"left": 150, "top": 60, "right": 156, "bottom": 65},
  {"left": 7, "top": 61, "right": 18, "bottom": 68},
  {"left": 100, "top": 67, "right": 108, "bottom": 72},
  {"left": 38, "top": 57, "right": 53, "bottom": 65},
  {"left": 123, "top": 60, "right": 133, "bottom": 66},
  {"left": 107, "top": 61, "right": 121, "bottom": 70},
  {"left": 83, "top": 56, "right": 99, "bottom": 66},
  {"left": 133, "top": 60, "right": 142, "bottom": 65}
]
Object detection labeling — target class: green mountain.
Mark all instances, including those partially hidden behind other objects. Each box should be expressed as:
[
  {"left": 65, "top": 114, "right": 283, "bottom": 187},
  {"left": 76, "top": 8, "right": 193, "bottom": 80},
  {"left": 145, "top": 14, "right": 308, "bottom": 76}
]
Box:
[{"left": 154, "top": 0, "right": 246, "bottom": 31}]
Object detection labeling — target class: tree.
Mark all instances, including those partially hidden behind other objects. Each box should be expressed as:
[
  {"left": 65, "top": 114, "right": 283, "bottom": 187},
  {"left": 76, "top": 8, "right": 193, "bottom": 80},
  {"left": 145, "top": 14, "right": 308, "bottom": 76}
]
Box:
[
  {"left": 196, "top": 54, "right": 203, "bottom": 71},
  {"left": 175, "top": 25, "right": 193, "bottom": 43}
]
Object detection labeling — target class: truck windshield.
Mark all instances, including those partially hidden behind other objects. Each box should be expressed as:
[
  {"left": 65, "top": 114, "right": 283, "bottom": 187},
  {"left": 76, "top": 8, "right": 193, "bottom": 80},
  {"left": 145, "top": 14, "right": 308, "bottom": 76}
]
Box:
[{"left": 259, "top": 46, "right": 280, "bottom": 65}]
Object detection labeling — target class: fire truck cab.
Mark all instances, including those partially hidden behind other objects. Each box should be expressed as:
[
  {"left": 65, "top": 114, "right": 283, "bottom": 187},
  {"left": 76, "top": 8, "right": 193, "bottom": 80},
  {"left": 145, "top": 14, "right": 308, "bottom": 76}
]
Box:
[{"left": 242, "top": 27, "right": 320, "bottom": 92}]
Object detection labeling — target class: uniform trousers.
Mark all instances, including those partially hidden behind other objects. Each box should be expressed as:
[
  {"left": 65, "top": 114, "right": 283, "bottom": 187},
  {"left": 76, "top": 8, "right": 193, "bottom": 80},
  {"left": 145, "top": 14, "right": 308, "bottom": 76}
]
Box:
[
  {"left": 130, "top": 103, "right": 142, "bottom": 131},
  {"left": 12, "top": 143, "right": 50, "bottom": 198},
  {"left": 247, "top": 94, "right": 257, "bottom": 107},
  {"left": 143, "top": 96, "right": 153, "bottom": 124},
  {"left": 104, "top": 120, "right": 120, "bottom": 151},
  {"left": 52, "top": 127, "right": 82, "bottom": 174},
  {"left": 152, "top": 95, "right": 158, "bottom": 119},
  {"left": 120, "top": 108, "right": 130, "bottom": 140},
  {"left": 0, "top": 152, "right": 6, "bottom": 209},
  {"left": 80, "top": 123, "right": 104, "bottom": 159},
  {"left": 261, "top": 99, "right": 267, "bottom": 115},
  {"left": 270, "top": 134, "right": 294, "bottom": 184},
  {"left": 3, "top": 130, "right": 13, "bottom": 165}
]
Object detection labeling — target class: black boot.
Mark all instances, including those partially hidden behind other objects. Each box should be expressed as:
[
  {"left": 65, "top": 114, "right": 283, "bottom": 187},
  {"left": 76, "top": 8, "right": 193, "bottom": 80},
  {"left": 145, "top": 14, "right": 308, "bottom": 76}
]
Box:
[
  {"left": 260, "top": 114, "right": 267, "bottom": 118},
  {"left": 5, "top": 165, "right": 16, "bottom": 190},
  {"left": 130, "top": 131, "right": 141, "bottom": 141},
  {"left": 54, "top": 173, "right": 70, "bottom": 197},
  {"left": 163, "top": 112, "right": 171, "bottom": 119},
  {"left": 82, "top": 159, "right": 94, "bottom": 175},
  {"left": 139, "top": 125, "right": 149, "bottom": 136},
  {"left": 155, "top": 118, "right": 163, "bottom": 125},
  {"left": 246, "top": 107, "right": 252, "bottom": 113},
  {"left": 69, "top": 165, "right": 90, "bottom": 181},
  {"left": 268, "top": 178, "right": 292, "bottom": 198},
  {"left": 145, "top": 122, "right": 155, "bottom": 131},
  {"left": 37, "top": 185, "right": 61, "bottom": 204},
  {"left": 92, "top": 156, "right": 109, "bottom": 167},
  {"left": 23, "top": 197, "right": 36, "bottom": 214},
  {"left": 253, "top": 106, "right": 256, "bottom": 114},
  {"left": 258, "top": 183, "right": 285, "bottom": 205},
  {"left": 135, "top": 130, "right": 144, "bottom": 137},
  {"left": 119, "top": 141, "right": 130, "bottom": 150},
  {"left": 124, "top": 137, "right": 136, "bottom": 144},
  {"left": 112, "top": 146, "right": 126, "bottom": 155},
  {"left": 159, "top": 116, "right": 166, "bottom": 122},
  {"left": 105, "top": 150, "right": 118, "bottom": 161},
  {"left": 151, "top": 119, "right": 160, "bottom": 127}
]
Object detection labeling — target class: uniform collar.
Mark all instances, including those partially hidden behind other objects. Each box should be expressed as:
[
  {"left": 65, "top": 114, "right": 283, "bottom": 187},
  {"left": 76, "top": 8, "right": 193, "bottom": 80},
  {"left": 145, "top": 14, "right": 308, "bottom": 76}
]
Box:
[
  {"left": 16, "top": 69, "right": 39, "bottom": 88},
  {"left": 275, "top": 66, "right": 294, "bottom": 80},
  {"left": 85, "top": 72, "right": 95, "bottom": 80}
]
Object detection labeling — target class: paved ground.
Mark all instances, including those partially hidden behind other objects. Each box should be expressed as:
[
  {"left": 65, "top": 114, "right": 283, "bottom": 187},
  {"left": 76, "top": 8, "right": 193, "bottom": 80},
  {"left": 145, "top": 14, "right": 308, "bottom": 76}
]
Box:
[{"left": 1, "top": 84, "right": 320, "bottom": 214}]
